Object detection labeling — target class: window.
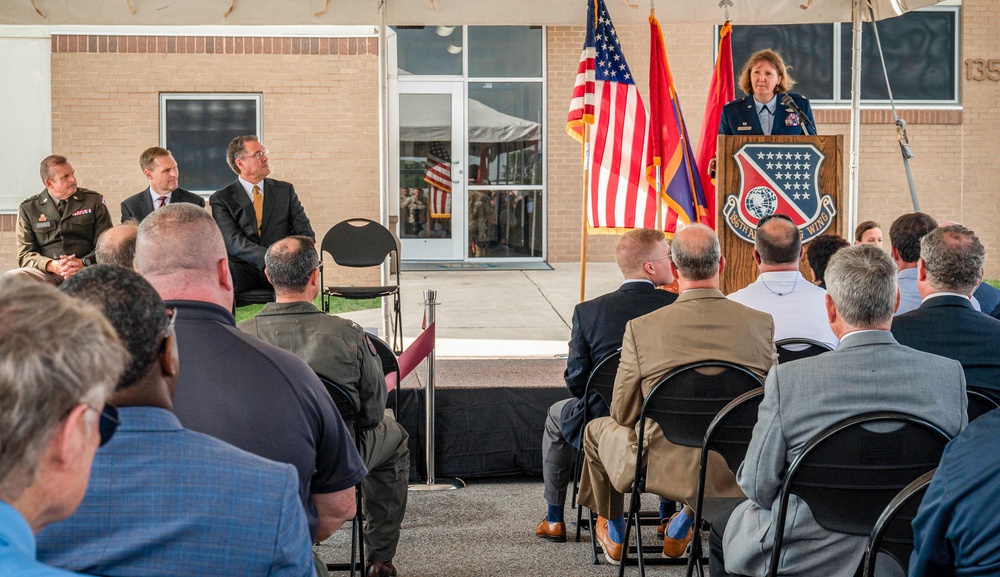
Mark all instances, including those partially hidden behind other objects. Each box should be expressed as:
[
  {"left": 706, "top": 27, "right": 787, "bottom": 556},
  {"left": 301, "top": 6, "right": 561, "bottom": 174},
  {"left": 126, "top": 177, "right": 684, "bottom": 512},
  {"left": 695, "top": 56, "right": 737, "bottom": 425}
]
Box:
[
  {"left": 729, "top": 6, "right": 959, "bottom": 104},
  {"left": 160, "top": 94, "right": 262, "bottom": 193}
]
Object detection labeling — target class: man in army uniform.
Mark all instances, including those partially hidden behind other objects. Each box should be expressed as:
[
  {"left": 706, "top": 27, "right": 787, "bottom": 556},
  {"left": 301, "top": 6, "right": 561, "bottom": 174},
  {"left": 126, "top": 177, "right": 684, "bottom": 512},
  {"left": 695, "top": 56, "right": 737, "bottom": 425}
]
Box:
[
  {"left": 408, "top": 188, "right": 427, "bottom": 237},
  {"left": 239, "top": 235, "right": 409, "bottom": 577},
  {"left": 9, "top": 155, "right": 113, "bottom": 285}
]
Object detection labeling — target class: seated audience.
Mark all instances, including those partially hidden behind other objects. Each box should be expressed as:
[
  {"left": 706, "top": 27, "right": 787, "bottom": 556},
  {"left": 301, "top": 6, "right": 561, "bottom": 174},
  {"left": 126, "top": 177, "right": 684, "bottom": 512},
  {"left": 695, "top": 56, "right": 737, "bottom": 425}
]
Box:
[
  {"left": 239, "top": 236, "right": 408, "bottom": 577},
  {"left": 891, "top": 225, "right": 1000, "bottom": 398},
  {"left": 579, "top": 224, "right": 775, "bottom": 564},
  {"left": 94, "top": 222, "right": 138, "bottom": 268},
  {"left": 890, "top": 212, "right": 938, "bottom": 315},
  {"left": 806, "top": 234, "right": 849, "bottom": 289},
  {"left": 713, "top": 244, "right": 967, "bottom": 577},
  {"left": 909, "top": 409, "right": 1000, "bottom": 577},
  {"left": 134, "top": 204, "right": 365, "bottom": 574},
  {"left": 533, "top": 229, "right": 676, "bottom": 544},
  {"left": 0, "top": 277, "right": 127, "bottom": 576},
  {"left": 37, "top": 265, "right": 314, "bottom": 577},
  {"left": 121, "top": 146, "right": 205, "bottom": 223},
  {"left": 854, "top": 220, "right": 883, "bottom": 248},
  {"left": 729, "top": 214, "right": 838, "bottom": 349}
]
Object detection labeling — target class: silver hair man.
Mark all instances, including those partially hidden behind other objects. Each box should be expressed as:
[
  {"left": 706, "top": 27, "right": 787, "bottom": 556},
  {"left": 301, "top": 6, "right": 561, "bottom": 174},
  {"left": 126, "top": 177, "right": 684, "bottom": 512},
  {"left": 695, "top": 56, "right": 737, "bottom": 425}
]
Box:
[
  {"left": 825, "top": 244, "right": 899, "bottom": 328},
  {"left": 920, "top": 224, "right": 985, "bottom": 296},
  {"left": 671, "top": 224, "right": 721, "bottom": 281}
]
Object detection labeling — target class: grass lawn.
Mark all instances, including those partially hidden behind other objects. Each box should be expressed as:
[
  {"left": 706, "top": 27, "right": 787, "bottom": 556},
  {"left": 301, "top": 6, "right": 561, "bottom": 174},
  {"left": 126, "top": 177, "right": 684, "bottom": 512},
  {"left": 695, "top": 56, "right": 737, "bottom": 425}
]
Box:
[
  {"left": 234, "top": 296, "right": 380, "bottom": 324},
  {"left": 988, "top": 280, "right": 1000, "bottom": 289}
]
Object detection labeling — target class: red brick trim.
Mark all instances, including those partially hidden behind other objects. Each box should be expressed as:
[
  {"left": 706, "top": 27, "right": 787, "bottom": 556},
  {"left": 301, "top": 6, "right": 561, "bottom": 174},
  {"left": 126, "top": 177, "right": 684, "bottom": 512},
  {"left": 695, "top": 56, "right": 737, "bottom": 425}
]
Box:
[
  {"left": 51, "top": 35, "right": 378, "bottom": 56},
  {"left": 814, "top": 108, "right": 962, "bottom": 125}
]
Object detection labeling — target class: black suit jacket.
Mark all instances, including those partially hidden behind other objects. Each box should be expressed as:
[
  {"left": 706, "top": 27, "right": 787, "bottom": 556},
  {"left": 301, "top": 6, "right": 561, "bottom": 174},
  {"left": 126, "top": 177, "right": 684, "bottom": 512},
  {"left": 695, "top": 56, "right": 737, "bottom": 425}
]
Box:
[
  {"left": 719, "top": 93, "right": 816, "bottom": 136},
  {"left": 892, "top": 295, "right": 1000, "bottom": 398},
  {"left": 120, "top": 187, "right": 205, "bottom": 223},
  {"left": 209, "top": 179, "right": 314, "bottom": 269},
  {"left": 560, "top": 282, "right": 677, "bottom": 448}
]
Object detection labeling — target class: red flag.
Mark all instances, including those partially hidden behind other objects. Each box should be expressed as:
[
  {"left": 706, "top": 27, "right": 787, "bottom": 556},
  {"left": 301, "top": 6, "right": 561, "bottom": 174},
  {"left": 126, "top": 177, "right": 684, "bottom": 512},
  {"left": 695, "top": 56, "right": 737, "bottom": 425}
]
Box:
[
  {"left": 646, "top": 12, "right": 709, "bottom": 235},
  {"left": 566, "top": 0, "right": 656, "bottom": 232},
  {"left": 693, "top": 22, "right": 735, "bottom": 230}
]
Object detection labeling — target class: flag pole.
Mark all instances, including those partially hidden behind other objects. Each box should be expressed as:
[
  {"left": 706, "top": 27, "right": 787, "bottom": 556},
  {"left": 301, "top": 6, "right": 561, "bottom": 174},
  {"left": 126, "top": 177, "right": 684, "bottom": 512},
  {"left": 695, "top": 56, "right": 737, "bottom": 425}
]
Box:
[{"left": 580, "top": 124, "right": 590, "bottom": 303}]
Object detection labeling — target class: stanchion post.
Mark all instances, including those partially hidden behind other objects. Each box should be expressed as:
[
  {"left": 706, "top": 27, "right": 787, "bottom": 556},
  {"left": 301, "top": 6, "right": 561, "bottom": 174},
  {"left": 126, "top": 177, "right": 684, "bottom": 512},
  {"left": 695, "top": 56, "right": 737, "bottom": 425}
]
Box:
[{"left": 409, "top": 289, "right": 464, "bottom": 491}]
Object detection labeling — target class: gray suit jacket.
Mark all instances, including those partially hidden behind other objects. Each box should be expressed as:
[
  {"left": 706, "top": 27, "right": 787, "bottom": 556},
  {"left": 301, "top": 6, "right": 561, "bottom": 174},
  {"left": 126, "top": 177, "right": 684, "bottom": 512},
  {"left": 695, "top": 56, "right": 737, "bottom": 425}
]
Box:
[{"left": 723, "top": 331, "right": 967, "bottom": 577}]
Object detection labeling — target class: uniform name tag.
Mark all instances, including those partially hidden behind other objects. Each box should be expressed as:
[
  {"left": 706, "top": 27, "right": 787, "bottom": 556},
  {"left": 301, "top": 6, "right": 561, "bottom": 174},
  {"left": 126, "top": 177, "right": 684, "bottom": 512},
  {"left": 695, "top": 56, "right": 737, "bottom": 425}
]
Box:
[
  {"left": 737, "top": 126, "right": 753, "bottom": 131},
  {"left": 36, "top": 221, "right": 51, "bottom": 229}
]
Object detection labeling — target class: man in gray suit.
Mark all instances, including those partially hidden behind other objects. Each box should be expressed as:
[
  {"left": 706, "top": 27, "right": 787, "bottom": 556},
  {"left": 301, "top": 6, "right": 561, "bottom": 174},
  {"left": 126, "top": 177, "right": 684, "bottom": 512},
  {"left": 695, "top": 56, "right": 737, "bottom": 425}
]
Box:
[{"left": 711, "top": 244, "right": 968, "bottom": 577}]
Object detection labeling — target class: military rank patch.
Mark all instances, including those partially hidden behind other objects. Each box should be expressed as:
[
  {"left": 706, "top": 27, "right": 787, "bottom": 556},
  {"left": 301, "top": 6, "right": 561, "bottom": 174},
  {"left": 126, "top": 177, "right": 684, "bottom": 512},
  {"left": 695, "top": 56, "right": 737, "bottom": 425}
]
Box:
[{"left": 72, "top": 209, "right": 93, "bottom": 217}]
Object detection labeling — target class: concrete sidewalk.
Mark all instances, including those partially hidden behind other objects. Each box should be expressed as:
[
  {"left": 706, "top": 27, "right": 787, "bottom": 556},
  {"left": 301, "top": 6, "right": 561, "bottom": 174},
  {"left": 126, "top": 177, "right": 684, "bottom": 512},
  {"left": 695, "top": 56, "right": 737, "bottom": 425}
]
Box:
[{"left": 339, "top": 262, "right": 624, "bottom": 358}]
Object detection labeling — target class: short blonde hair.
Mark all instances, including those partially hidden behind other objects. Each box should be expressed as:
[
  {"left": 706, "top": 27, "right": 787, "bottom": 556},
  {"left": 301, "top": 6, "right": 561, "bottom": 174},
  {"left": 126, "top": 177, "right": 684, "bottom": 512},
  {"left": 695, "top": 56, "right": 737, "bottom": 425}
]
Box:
[
  {"left": 615, "top": 229, "right": 666, "bottom": 276},
  {"left": 738, "top": 49, "right": 796, "bottom": 96}
]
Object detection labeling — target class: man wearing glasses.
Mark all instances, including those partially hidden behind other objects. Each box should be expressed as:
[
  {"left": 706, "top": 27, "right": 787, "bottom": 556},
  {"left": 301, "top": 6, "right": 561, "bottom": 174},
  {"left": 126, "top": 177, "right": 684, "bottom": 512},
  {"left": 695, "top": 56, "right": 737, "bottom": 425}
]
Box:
[
  {"left": 37, "top": 265, "right": 315, "bottom": 577},
  {"left": 210, "top": 135, "right": 314, "bottom": 294},
  {"left": 728, "top": 213, "right": 838, "bottom": 350},
  {"left": 0, "top": 277, "right": 127, "bottom": 576}
]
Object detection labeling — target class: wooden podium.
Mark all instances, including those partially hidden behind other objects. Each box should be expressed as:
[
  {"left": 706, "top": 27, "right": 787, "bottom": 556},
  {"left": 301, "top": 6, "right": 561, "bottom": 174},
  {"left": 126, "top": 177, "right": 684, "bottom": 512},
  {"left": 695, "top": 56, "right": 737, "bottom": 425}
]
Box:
[{"left": 716, "top": 135, "right": 844, "bottom": 294}]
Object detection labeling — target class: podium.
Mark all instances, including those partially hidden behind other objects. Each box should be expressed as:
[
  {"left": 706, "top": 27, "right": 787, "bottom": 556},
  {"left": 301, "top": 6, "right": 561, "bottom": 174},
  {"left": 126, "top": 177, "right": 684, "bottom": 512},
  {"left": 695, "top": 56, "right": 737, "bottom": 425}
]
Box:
[{"left": 715, "top": 135, "right": 844, "bottom": 295}]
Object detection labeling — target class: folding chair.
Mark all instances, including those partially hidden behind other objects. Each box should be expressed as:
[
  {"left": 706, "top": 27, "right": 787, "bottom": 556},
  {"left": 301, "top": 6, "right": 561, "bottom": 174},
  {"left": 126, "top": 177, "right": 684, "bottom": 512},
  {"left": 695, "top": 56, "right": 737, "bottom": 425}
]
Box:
[
  {"left": 320, "top": 218, "right": 402, "bottom": 354},
  {"left": 233, "top": 287, "right": 275, "bottom": 308},
  {"left": 775, "top": 337, "right": 834, "bottom": 364},
  {"left": 317, "top": 375, "right": 365, "bottom": 577},
  {"left": 967, "top": 387, "right": 1000, "bottom": 422},
  {"left": 366, "top": 332, "right": 401, "bottom": 418},
  {"left": 686, "top": 387, "right": 765, "bottom": 577},
  {"left": 861, "top": 469, "right": 936, "bottom": 577},
  {"left": 619, "top": 361, "right": 764, "bottom": 577},
  {"left": 766, "top": 412, "right": 952, "bottom": 577},
  {"left": 568, "top": 350, "right": 620, "bottom": 551}
]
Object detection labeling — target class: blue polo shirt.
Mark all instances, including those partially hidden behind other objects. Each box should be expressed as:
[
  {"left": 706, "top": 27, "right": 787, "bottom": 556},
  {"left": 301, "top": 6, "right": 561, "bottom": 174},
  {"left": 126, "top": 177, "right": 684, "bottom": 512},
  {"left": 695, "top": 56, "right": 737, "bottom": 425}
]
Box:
[{"left": 0, "top": 501, "right": 88, "bottom": 577}]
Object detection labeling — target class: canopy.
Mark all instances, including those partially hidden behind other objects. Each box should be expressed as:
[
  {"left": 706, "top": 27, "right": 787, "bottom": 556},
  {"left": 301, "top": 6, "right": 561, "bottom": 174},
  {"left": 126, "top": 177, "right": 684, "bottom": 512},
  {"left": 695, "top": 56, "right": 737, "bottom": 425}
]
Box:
[{"left": 399, "top": 96, "right": 539, "bottom": 143}]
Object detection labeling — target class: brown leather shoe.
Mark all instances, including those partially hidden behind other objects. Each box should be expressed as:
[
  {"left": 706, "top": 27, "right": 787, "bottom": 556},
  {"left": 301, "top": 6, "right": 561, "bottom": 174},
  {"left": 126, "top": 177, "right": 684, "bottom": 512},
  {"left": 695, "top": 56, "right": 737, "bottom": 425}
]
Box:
[
  {"left": 656, "top": 517, "right": 669, "bottom": 540},
  {"left": 594, "top": 516, "right": 625, "bottom": 565},
  {"left": 661, "top": 512, "right": 693, "bottom": 558},
  {"left": 535, "top": 518, "right": 567, "bottom": 542},
  {"left": 365, "top": 561, "right": 397, "bottom": 577}
]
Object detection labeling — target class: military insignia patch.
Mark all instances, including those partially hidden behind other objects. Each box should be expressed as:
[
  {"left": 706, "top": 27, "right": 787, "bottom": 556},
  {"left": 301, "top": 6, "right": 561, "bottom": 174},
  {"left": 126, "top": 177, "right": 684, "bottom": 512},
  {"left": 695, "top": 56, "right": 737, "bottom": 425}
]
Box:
[
  {"left": 72, "top": 209, "right": 93, "bottom": 217},
  {"left": 364, "top": 334, "right": 378, "bottom": 356},
  {"left": 722, "top": 143, "right": 836, "bottom": 244},
  {"left": 785, "top": 112, "right": 799, "bottom": 126},
  {"left": 38, "top": 214, "right": 46, "bottom": 222}
]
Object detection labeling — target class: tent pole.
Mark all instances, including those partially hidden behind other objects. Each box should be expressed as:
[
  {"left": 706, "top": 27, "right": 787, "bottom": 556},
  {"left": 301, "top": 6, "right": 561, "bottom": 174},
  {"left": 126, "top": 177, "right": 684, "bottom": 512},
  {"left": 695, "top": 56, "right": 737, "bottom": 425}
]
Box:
[
  {"left": 848, "top": 0, "right": 863, "bottom": 238},
  {"left": 580, "top": 125, "right": 590, "bottom": 303},
  {"left": 378, "top": 0, "right": 391, "bottom": 340}
]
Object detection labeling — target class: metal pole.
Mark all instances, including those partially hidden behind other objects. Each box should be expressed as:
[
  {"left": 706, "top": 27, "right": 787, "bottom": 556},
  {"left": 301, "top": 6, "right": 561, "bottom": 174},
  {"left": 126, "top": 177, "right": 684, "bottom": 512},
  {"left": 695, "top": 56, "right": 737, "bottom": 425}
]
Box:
[
  {"left": 848, "top": 0, "right": 863, "bottom": 238},
  {"left": 409, "top": 289, "right": 464, "bottom": 491}
]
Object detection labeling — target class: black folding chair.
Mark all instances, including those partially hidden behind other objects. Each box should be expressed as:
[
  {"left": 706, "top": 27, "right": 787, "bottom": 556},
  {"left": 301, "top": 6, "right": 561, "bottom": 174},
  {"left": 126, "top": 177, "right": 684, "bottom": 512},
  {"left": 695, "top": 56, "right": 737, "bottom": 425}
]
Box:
[
  {"left": 775, "top": 337, "right": 834, "bottom": 364},
  {"left": 766, "top": 412, "right": 952, "bottom": 577},
  {"left": 366, "top": 332, "right": 401, "bottom": 418},
  {"left": 686, "top": 387, "right": 765, "bottom": 577},
  {"left": 233, "top": 287, "right": 275, "bottom": 308},
  {"left": 320, "top": 218, "right": 402, "bottom": 354},
  {"left": 317, "top": 375, "right": 365, "bottom": 577},
  {"left": 967, "top": 387, "right": 1000, "bottom": 422},
  {"left": 861, "top": 469, "right": 936, "bottom": 577},
  {"left": 568, "top": 350, "right": 620, "bottom": 554},
  {"left": 618, "top": 361, "right": 764, "bottom": 577}
]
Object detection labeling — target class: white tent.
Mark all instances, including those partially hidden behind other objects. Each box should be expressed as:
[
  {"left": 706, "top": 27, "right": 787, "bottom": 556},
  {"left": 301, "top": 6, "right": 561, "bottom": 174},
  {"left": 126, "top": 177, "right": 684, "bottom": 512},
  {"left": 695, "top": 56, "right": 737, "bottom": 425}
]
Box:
[{"left": 399, "top": 96, "right": 540, "bottom": 144}]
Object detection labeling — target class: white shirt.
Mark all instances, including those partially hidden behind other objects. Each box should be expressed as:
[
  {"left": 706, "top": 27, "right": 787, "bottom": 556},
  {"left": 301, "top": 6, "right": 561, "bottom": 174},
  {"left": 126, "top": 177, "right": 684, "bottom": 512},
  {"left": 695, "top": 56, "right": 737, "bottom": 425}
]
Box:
[
  {"left": 753, "top": 95, "right": 779, "bottom": 136},
  {"left": 728, "top": 270, "right": 839, "bottom": 349},
  {"left": 238, "top": 176, "right": 264, "bottom": 203}
]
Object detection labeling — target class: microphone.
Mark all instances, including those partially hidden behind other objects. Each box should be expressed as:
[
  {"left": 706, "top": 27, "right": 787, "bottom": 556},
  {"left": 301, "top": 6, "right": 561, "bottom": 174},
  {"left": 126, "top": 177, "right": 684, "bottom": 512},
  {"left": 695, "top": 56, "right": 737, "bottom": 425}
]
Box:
[{"left": 781, "top": 94, "right": 816, "bottom": 136}]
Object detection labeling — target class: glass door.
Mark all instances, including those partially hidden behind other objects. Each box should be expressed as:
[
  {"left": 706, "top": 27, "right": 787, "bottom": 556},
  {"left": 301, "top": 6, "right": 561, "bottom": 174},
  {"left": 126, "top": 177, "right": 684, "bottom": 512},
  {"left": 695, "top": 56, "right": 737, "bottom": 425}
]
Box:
[{"left": 397, "top": 82, "right": 465, "bottom": 260}]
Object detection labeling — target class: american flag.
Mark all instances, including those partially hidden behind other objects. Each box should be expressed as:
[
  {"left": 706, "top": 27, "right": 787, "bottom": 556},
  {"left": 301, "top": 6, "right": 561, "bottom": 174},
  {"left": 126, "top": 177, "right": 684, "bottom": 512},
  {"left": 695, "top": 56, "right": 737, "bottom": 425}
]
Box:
[
  {"left": 424, "top": 141, "right": 452, "bottom": 218},
  {"left": 566, "top": 0, "right": 657, "bottom": 231}
]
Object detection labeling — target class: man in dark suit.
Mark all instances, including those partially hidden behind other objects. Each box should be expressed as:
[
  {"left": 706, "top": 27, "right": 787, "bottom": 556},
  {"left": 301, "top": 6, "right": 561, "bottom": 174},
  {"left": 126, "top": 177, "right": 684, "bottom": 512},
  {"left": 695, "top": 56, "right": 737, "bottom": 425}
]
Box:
[
  {"left": 120, "top": 147, "right": 205, "bottom": 223},
  {"left": 535, "top": 229, "right": 676, "bottom": 544},
  {"left": 210, "top": 135, "right": 314, "bottom": 294},
  {"left": 892, "top": 225, "right": 1000, "bottom": 398}
]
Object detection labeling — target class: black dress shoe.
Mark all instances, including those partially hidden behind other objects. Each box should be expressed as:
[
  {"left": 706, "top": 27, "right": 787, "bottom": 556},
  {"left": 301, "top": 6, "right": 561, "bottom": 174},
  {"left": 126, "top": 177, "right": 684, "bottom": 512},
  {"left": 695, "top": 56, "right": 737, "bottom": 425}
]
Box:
[{"left": 366, "top": 561, "right": 397, "bottom": 577}]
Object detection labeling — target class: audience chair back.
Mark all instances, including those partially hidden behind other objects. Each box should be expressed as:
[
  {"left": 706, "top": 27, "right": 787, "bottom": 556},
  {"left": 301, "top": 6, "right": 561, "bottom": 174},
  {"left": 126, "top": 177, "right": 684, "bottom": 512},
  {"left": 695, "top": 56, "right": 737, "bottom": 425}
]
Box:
[
  {"left": 861, "top": 469, "right": 936, "bottom": 577},
  {"left": 233, "top": 287, "right": 275, "bottom": 309},
  {"left": 574, "top": 350, "right": 622, "bottom": 548},
  {"left": 967, "top": 387, "right": 999, "bottom": 422},
  {"left": 687, "top": 387, "right": 765, "bottom": 577},
  {"left": 317, "top": 375, "right": 365, "bottom": 577},
  {"left": 367, "top": 332, "right": 401, "bottom": 418},
  {"left": 775, "top": 337, "right": 835, "bottom": 364},
  {"left": 621, "top": 362, "right": 764, "bottom": 577},
  {"left": 320, "top": 218, "right": 402, "bottom": 353},
  {"left": 766, "top": 412, "right": 952, "bottom": 577}
]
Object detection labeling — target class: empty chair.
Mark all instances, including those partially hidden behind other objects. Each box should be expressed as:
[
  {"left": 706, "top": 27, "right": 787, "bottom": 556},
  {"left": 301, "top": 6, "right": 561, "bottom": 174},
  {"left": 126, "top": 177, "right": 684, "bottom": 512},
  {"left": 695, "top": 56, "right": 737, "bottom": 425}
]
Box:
[
  {"left": 767, "top": 412, "right": 952, "bottom": 577},
  {"left": 687, "top": 387, "right": 765, "bottom": 577},
  {"left": 775, "top": 337, "right": 834, "bottom": 364},
  {"left": 367, "top": 332, "right": 401, "bottom": 418},
  {"left": 862, "top": 469, "right": 936, "bottom": 577},
  {"left": 321, "top": 218, "right": 402, "bottom": 353}
]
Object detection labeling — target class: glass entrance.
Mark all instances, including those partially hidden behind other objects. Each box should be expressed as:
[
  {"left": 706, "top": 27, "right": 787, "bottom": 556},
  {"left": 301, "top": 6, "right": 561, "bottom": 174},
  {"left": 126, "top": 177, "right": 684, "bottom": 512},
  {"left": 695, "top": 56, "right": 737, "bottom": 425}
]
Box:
[{"left": 397, "top": 82, "right": 465, "bottom": 260}]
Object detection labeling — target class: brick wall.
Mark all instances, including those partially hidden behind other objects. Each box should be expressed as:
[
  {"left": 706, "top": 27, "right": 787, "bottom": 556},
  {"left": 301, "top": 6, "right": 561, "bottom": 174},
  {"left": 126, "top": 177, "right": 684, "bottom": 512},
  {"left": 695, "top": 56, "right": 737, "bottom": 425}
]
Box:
[{"left": 1, "top": 33, "right": 381, "bottom": 285}]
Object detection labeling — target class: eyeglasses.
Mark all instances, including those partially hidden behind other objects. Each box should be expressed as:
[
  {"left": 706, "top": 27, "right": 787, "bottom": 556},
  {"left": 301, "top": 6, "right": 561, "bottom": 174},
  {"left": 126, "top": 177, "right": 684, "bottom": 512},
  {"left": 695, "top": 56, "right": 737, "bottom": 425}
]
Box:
[
  {"left": 648, "top": 253, "right": 672, "bottom": 264},
  {"left": 80, "top": 403, "right": 120, "bottom": 447},
  {"left": 158, "top": 307, "right": 176, "bottom": 352},
  {"left": 757, "top": 213, "right": 795, "bottom": 230},
  {"left": 242, "top": 148, "right": 269, "bottom": 160}
]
